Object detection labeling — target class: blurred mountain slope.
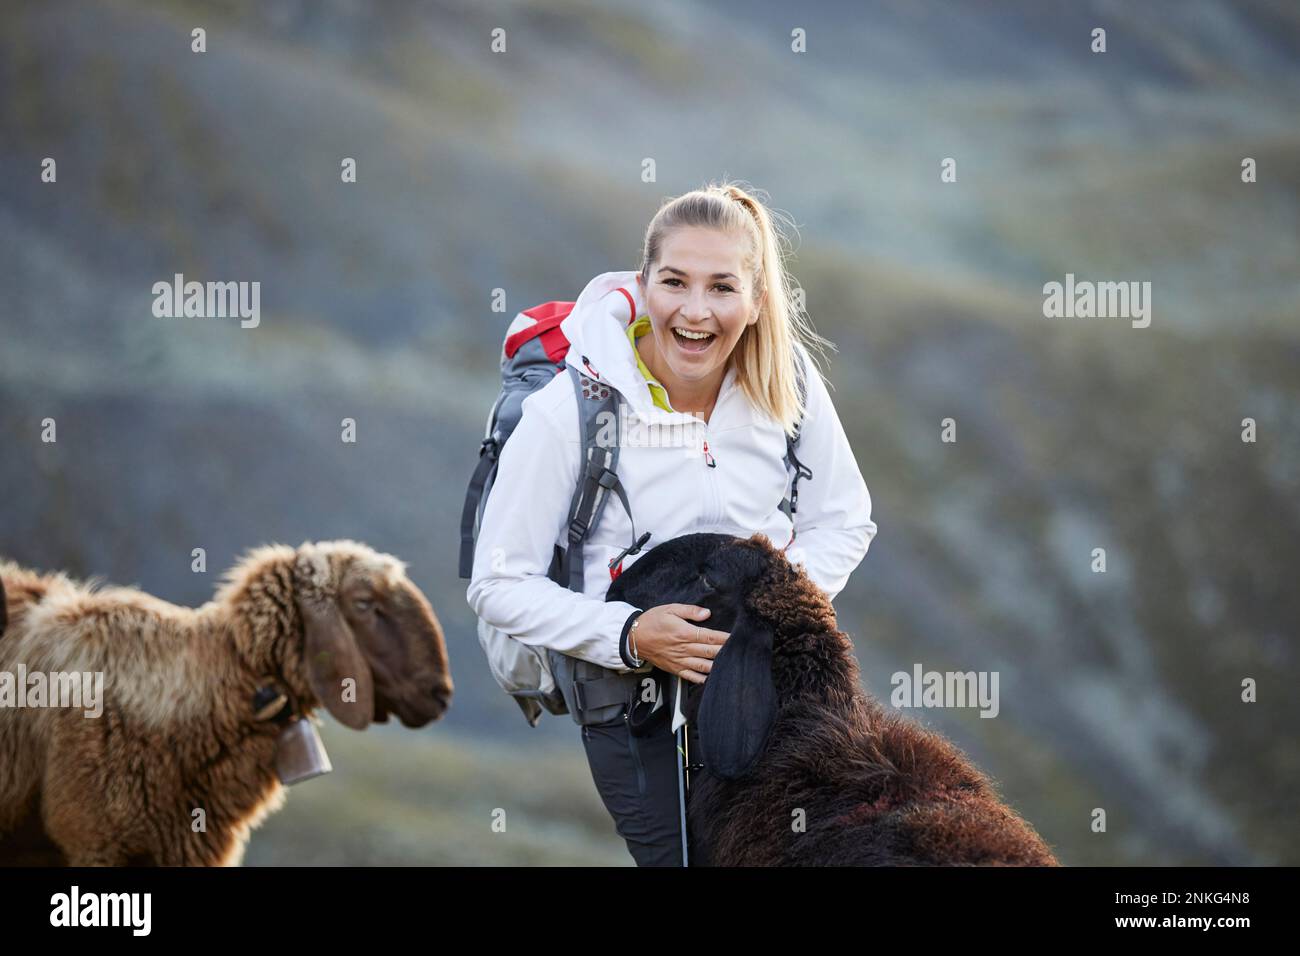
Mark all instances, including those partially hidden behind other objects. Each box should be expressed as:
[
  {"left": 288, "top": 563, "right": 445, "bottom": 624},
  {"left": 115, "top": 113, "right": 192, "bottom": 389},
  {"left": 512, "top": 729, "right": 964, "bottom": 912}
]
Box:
[{"left": 1, "top": 0, "right": 1296, "bottom": 864}]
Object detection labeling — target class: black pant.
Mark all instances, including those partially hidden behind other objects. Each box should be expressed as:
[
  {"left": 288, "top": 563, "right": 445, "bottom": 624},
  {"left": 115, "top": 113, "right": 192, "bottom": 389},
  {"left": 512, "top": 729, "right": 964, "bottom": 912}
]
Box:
[{"left": 581, "top": 710, "right": 703, "bottom": 866}]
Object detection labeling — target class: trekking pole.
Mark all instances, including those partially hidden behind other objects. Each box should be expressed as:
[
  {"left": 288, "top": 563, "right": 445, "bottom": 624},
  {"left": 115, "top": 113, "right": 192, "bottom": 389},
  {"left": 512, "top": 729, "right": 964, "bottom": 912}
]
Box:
[
  {"left": 673, "top": 674, "right": 689, "bottom": 867},
  {"left": 683, "top": 716, "right": 691, "bottom": 791}
]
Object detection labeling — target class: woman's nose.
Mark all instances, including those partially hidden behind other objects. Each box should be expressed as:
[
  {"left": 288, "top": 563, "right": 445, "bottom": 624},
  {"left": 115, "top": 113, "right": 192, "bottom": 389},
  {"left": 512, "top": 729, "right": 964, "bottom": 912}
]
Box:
[{"left": 682, "top": 291, "right": 711, "bottom": 321}]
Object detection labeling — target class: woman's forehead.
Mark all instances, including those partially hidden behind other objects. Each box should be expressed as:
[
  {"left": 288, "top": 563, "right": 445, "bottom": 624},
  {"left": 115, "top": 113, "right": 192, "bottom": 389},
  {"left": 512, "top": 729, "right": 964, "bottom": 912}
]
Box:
[{"left": 656, "top": 227, "right": 749, "bottom": 272}]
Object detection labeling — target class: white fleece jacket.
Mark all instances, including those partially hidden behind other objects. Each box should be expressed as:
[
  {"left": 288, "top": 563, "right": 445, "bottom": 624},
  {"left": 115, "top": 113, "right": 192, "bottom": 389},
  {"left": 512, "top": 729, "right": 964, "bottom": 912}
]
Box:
[{"left": 466, "top": 271, "right": 877, "bottom": 672}]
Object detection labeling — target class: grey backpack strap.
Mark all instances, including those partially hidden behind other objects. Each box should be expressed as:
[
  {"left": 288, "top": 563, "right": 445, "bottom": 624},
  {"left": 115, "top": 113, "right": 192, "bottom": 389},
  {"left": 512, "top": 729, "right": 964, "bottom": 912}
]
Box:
[
  {"left": 779, "top": 349, "right": 814, "bottom": 519},
  {"left": 546, "top": 362, "right": 653, "bottom": 727},
  {"left": 552, "top": 362, "right": 649, "bottom": 594},
  {"left": 460, "top": 435, "right": 500, "bottom": 578}
]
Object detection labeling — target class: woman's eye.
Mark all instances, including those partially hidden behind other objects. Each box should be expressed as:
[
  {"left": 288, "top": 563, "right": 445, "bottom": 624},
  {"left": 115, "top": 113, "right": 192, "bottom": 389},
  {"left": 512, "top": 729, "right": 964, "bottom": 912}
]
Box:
[{"left": 662, "top": 278, "right": 734, "bottom": 293}]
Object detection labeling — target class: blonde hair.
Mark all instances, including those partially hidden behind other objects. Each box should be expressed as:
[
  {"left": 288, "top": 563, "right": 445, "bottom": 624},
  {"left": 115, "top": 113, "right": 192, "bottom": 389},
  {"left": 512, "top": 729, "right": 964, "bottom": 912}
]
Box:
[{"left": 638, "top": 179, "right": 835, "bottom": 438}]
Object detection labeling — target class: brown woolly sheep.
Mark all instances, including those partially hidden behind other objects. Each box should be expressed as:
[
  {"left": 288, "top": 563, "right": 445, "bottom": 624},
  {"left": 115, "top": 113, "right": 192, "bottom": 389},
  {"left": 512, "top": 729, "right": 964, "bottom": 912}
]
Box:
[
  {"left": 0, "top": 540, "right": 453, "bottom": 866},
  {"left": 605, "top": 532, "right": 1060, "bottom": 866}
]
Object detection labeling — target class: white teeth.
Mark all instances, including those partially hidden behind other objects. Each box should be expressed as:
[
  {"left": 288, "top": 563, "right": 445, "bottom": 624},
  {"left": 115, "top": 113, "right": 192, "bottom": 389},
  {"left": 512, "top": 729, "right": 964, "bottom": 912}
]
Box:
[{"left": 674, "top": 328, "right": 715, "bottom": 341}]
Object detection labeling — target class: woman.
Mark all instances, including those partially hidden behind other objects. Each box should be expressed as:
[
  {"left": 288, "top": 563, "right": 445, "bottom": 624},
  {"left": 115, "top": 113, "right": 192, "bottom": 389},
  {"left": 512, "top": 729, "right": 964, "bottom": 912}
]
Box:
[{"left": 467, "top": 180, "right": 877, "bottom": 865}]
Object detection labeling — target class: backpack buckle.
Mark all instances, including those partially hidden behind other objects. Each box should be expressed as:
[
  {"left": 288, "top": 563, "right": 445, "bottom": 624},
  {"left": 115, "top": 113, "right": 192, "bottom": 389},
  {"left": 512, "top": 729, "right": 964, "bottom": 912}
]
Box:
[
  {"left": 608, "top": 532, "right": 653, "bottom": 571},
  {"left": 479, "top": 437, "right": 500, "bottom": 460}
]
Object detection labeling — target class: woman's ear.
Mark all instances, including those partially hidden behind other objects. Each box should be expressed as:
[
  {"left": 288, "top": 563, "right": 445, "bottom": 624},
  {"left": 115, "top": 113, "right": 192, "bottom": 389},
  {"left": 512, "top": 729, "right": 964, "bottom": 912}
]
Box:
[
  {"left": 698, "top": 605, "right": 777, "bottom": 779},
  {"left": 294, "top": 549, "right": 374, "bottom": 730}
]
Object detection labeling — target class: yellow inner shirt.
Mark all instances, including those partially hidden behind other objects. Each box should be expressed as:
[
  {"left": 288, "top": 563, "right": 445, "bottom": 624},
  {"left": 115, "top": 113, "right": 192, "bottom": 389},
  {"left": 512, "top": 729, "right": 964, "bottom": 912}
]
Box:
[{"left": 627, "top": 315, "right": 675, "bottom": 412}]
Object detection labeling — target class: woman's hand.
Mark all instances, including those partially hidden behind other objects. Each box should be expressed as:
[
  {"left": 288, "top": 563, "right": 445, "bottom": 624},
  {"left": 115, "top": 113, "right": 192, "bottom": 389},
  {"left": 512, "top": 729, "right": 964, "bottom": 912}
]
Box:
[{"left": 631, "top": 605, "right": 729, "bottom": 684}]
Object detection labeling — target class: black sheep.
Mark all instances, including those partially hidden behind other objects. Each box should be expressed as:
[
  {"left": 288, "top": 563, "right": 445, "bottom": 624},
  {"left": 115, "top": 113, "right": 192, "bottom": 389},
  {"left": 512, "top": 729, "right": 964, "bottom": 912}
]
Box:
[{"left": 607, "top": 532, "right": 1060, "bottom": 866}]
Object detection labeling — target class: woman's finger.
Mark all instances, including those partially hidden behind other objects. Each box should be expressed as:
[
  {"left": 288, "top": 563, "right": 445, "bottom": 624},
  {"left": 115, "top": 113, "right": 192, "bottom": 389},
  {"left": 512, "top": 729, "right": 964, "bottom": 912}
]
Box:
[
  {"left": 683, "top": 642, "right": 723, "bottom": 660},
  {"left": 682, "top": 625, "right": 729, "bottom": 644},
  {"left": 668, "top": 603, "right": 712, "bottom": 621},
  {"left": 677, "top": 667, "right": 707, "bottom": 685},
  {"left": 679, "top": 656, "right": 714, "bottom": 674}
]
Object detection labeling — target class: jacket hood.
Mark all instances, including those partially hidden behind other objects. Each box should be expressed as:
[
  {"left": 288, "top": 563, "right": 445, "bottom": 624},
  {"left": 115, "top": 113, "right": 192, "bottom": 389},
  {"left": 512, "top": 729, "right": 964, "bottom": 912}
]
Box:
[{"left": 559, "top": 270, "right": 735, "bottom": 424}]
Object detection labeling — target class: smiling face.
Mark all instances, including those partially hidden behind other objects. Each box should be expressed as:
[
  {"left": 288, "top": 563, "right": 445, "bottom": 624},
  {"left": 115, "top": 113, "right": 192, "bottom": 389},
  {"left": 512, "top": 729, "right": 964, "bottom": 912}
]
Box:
[{"left": 636, "top": 226, "right": 761, "bottom": 409}]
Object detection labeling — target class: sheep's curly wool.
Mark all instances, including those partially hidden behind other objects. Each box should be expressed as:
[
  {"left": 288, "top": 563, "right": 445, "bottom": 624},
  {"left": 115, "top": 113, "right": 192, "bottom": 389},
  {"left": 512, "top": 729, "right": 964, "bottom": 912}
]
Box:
[{"left": 612, "top": 532, "right": 1060, "bottom": 867}]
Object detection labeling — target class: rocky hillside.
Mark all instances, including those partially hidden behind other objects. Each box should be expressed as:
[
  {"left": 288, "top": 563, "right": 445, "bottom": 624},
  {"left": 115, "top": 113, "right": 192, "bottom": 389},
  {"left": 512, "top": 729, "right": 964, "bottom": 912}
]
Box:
[{"left": 1, "top": 0, "right": 1297, "bottom": 864}]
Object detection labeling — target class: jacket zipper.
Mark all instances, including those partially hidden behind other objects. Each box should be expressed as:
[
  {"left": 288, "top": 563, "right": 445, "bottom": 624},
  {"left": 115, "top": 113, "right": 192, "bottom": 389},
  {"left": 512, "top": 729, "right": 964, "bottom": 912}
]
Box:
[{"left": 701, "top": 425, "right": 722, "bottom": 525}]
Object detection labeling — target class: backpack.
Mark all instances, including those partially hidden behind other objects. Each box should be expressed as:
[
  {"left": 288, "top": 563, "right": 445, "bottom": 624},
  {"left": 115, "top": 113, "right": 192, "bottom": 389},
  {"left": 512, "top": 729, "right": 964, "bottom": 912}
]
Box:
[{"left": 459, "top": 298, "right": 813, "bottom": 726}]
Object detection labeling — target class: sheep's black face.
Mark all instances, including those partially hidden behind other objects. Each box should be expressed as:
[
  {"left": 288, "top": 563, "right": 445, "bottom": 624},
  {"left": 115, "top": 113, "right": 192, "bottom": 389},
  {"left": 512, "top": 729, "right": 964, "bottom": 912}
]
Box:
[
  {"left": 609, "top": 532, "right": 787, "bottom": 781},
  {"left": 607, "top": 532, "right": 774, "bottom": 635},
  {"left": 338, "top": 567, "right": 454, "bottom": 729}
]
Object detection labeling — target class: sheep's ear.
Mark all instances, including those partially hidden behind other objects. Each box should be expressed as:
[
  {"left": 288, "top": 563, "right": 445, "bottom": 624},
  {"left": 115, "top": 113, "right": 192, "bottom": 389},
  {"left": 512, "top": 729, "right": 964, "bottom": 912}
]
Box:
[
  {"left": 299, "top": 596, "right": 374, "bottom": 730},
  {"left": 698, "top": 606, "right": 777, "bottom": 780},
  {"left": 295, "top": 550, "right": 374, "bottom": 730}
]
